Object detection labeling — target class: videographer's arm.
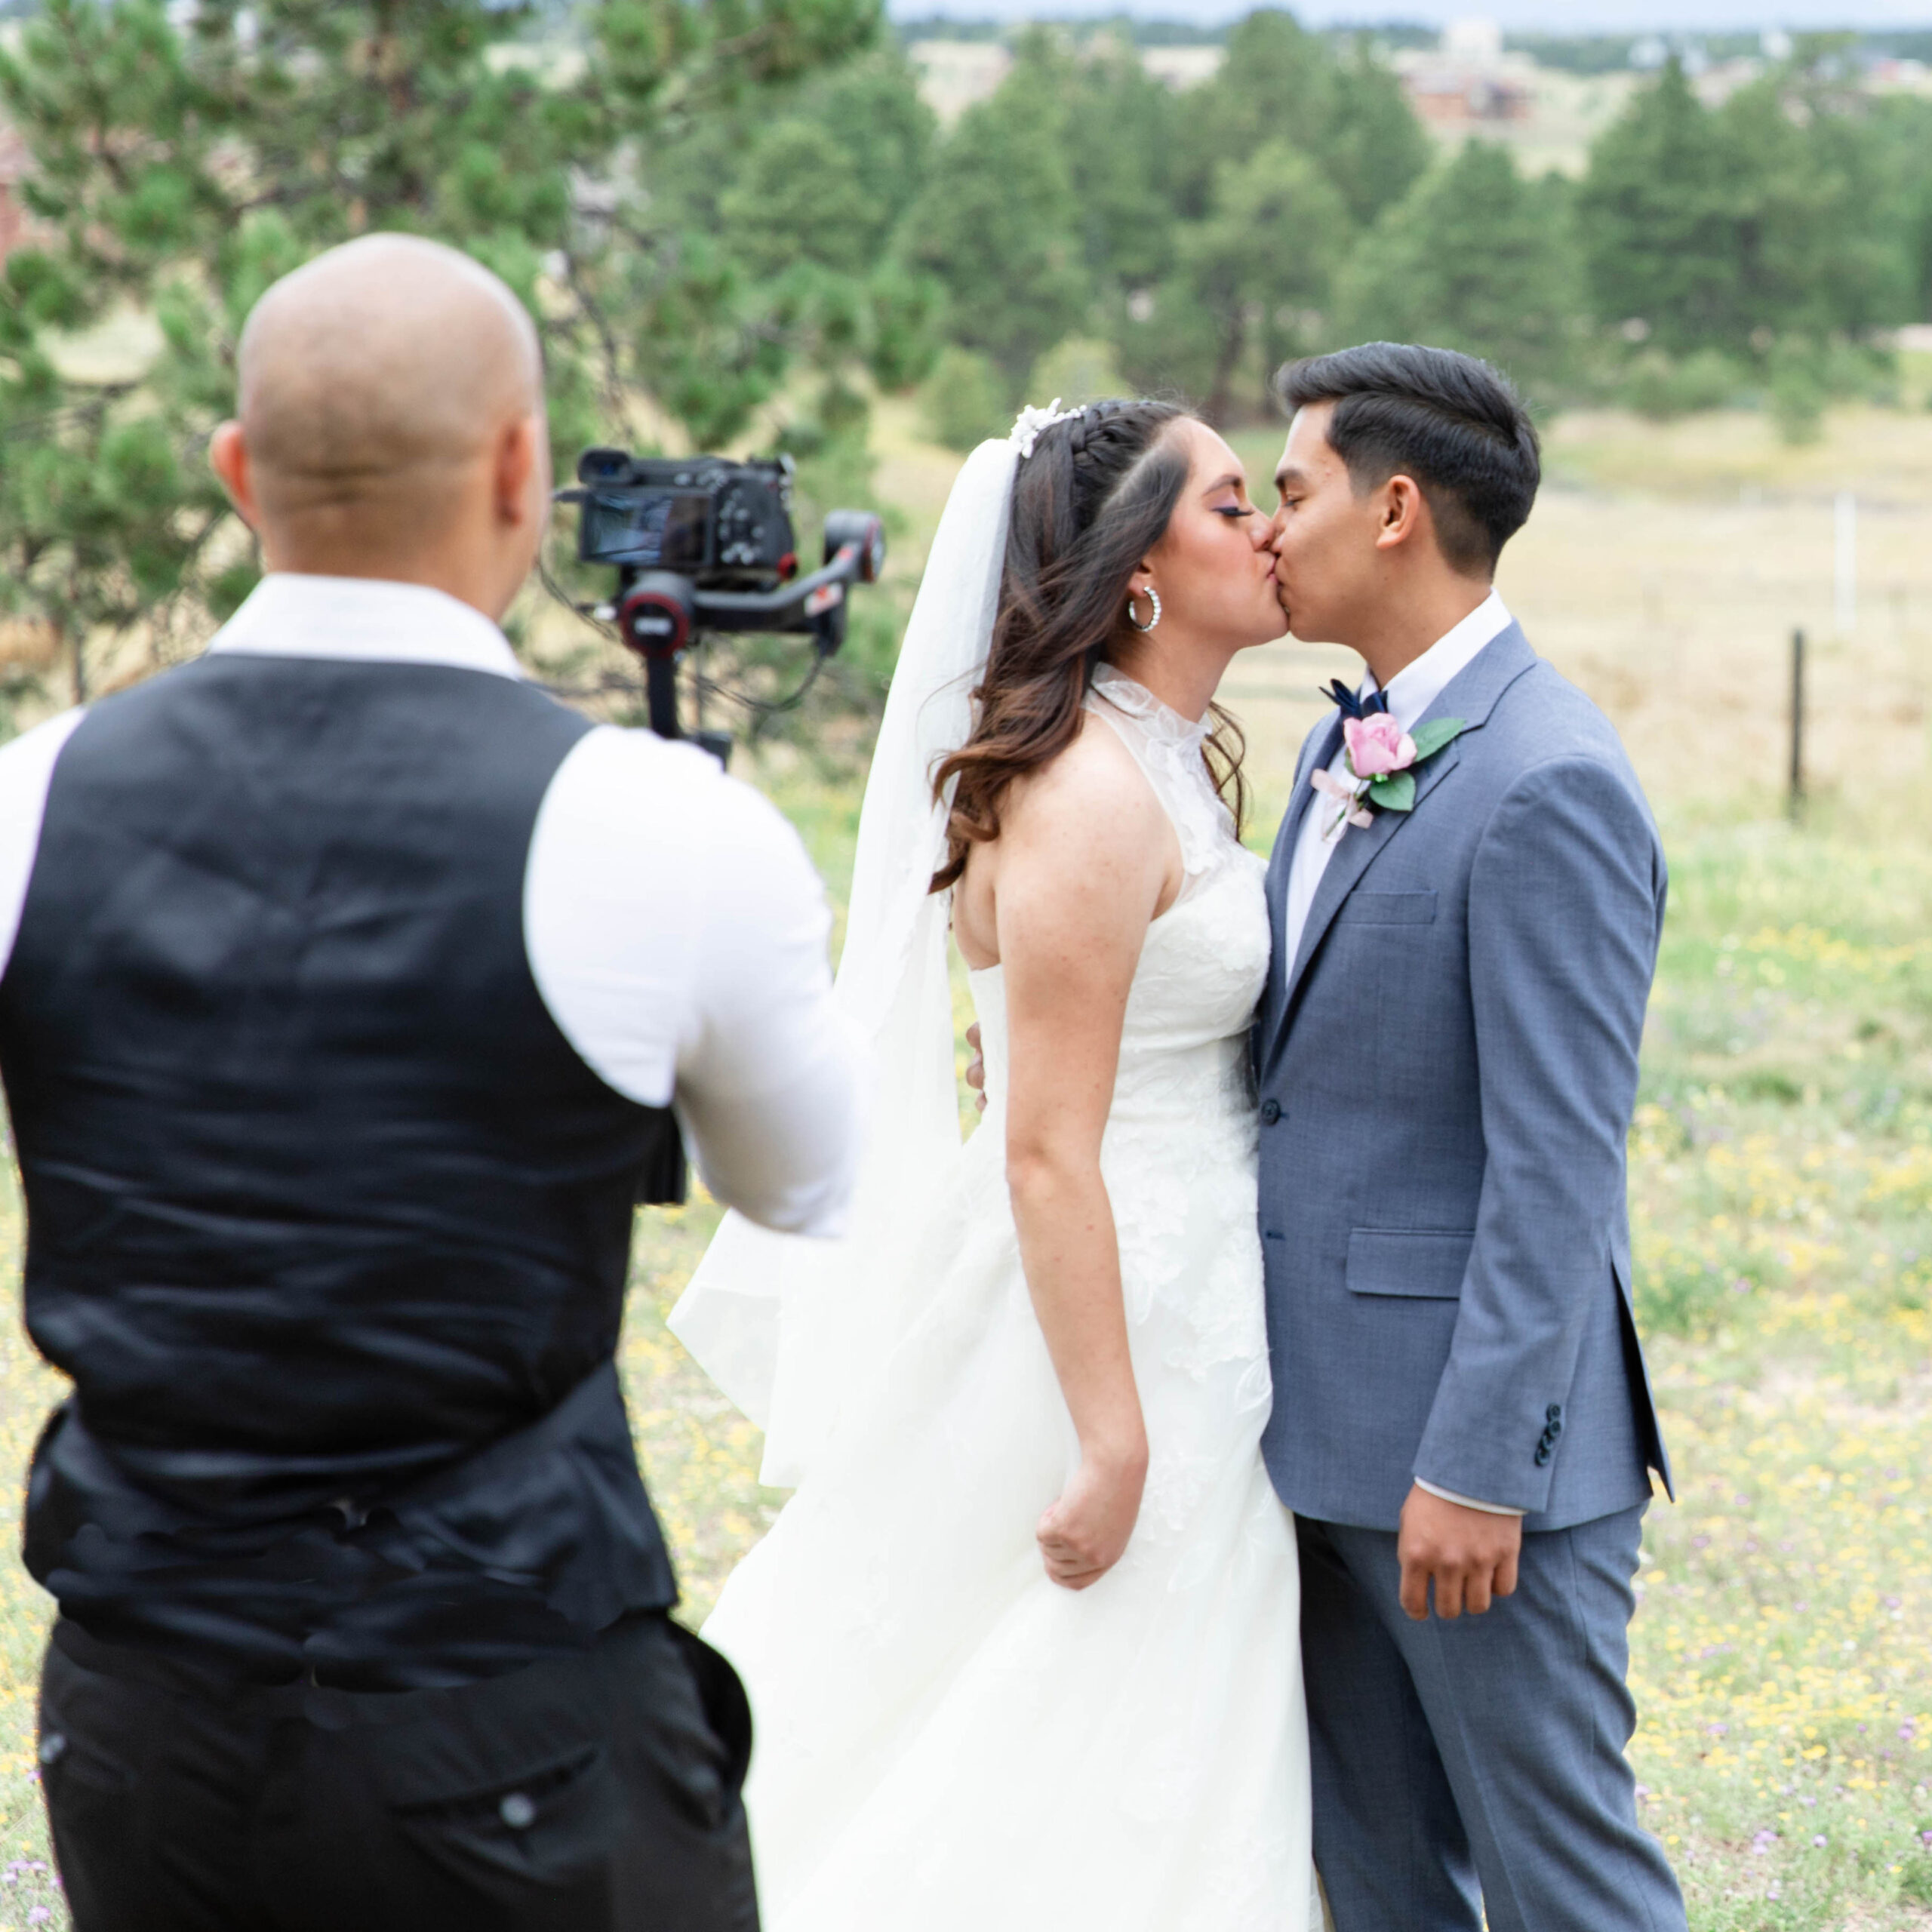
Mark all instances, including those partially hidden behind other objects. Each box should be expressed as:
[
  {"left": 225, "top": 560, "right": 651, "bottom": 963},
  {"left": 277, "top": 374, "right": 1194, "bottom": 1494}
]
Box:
[
  {"left": 525, "top": 727, "right": 861, "bottom": 1238},
  {"left": 675, "top": 782, "right": 862, "bottom": 1237}
]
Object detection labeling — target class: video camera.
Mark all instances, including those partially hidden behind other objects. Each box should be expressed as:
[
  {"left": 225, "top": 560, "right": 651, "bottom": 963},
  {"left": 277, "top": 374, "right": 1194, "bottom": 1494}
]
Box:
[{"left": 560, "top": 449, "right": 887, "bottom": 761}]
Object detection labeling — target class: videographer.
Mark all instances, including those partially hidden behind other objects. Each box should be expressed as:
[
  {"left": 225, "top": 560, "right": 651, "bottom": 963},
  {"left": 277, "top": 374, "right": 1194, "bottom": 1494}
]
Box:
[{"left": 0, "top": 235, "right": 860, "bottom": 1930}]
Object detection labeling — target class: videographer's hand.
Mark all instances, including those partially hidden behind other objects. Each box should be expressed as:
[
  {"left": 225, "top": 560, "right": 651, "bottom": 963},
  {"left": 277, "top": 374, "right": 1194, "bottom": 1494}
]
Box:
[{"left": 964, "top": 1021, "right": 987, "bottom": 1114}]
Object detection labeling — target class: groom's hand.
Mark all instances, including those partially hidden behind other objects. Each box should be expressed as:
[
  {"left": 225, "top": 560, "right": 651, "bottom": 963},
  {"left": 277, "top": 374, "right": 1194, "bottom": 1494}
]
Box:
[
  {"left": 964, "top": 1022, "right": 987, "bottom": 1113},
  {"left": 1398, "top": 1484, "right": 1521, "bottom": 1620}
]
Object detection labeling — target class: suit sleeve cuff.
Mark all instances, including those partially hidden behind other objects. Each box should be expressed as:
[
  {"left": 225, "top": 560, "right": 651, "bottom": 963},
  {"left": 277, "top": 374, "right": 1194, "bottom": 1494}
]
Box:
[{"left": 1415, "top": 1478, "right": 1527, "bottom": 1518}]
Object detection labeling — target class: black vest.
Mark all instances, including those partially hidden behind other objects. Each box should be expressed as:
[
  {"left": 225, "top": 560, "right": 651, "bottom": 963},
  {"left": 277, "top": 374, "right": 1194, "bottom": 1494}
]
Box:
[{"left": 0, "top": 654, "right": 681, "bottom": 1687}]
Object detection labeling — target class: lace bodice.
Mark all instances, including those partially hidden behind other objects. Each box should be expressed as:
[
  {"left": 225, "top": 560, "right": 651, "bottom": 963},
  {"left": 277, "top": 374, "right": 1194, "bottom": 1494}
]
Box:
[
  {"left": 970, "top": 664, "right": 1269, "bottom": 1121},
  {"left": 965, "top": 666, "right": 1270, "bottom": 1377}
]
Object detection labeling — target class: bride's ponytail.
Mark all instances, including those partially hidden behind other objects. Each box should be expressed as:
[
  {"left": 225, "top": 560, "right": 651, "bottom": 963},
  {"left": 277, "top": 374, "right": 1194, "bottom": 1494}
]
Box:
[{"left": 930, "top": 398, "right": 1245, "bottom": 894}]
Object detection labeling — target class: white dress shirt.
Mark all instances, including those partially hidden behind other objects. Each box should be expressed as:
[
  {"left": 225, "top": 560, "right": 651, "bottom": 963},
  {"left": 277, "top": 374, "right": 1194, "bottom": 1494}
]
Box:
[
  {"left": 1281, "top": 588, "right": 1522, "bottom": 1517},
  {"left": 0, "top": 573, "right": 862, "bottom": 1238},
  {"left": 1281, "top": 589, "right": 1513, "bottom": 977}
]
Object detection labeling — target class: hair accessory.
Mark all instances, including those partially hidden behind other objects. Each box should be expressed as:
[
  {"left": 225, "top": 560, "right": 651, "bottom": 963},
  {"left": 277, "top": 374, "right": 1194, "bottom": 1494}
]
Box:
[
  {"left": 1127, "top": 584, "right": 1161, "bottom": 632},
  {"left": 1008, "top": 398, "right": 1085, "bottom": 460}
]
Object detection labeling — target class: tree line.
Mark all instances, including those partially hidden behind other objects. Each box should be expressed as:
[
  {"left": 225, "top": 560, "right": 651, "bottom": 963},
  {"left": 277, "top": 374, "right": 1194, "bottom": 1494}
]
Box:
[
  {"left": 841, "top": 18, "right": 1932, "bottom": 450},
  {"left": 5, "top": 3, "right": 1932, "bottom": 712}
]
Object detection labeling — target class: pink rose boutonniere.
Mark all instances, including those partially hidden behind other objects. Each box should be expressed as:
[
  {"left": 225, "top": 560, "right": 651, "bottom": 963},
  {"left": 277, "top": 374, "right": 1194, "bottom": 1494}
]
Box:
[{"left": 1310, "top": 709, "right": 1466, "bottom": 842}]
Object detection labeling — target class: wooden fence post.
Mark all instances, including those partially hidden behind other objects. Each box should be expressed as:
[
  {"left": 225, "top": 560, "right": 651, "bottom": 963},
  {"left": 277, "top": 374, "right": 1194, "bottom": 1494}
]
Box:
[{"left": 1789, "top": 628, "right": 1806, "bottom": 821}]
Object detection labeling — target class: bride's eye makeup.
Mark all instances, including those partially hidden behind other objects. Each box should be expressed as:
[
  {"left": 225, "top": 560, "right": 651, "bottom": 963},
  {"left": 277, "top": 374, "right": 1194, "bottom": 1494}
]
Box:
[{"left": 1203, "top": 469, "right": 1252, "bottom": 520}]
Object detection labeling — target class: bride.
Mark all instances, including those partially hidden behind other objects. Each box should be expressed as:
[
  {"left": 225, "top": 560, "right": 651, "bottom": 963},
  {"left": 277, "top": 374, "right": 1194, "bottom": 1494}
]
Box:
[{"left": 670, "top": 398, "right": 1316, "bottom": 1929}]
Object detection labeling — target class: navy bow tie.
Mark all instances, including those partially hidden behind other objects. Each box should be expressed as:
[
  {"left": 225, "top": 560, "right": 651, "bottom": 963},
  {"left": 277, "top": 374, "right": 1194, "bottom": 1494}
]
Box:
[{"left": 1321, "top": 679, "right": 1390, "bottom": 721}]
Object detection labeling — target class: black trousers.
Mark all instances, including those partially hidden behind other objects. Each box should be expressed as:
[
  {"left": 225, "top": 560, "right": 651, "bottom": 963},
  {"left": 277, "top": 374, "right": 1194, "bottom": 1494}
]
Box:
[{"left": 38, "top": 1612, "right": 760, "bottom": 1932}]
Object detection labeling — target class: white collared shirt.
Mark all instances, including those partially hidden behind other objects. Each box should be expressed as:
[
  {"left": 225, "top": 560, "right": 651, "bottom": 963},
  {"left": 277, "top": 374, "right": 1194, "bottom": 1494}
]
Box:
[
  {"left": 1278, "top": 587, "right": 1522, "bottom": 1518},
  {"left": 1281, "top": 589, "right": 1512, "bottom": 976},
  {"left": 0, "top": 573, "right": 862, "bottom": 1238}
]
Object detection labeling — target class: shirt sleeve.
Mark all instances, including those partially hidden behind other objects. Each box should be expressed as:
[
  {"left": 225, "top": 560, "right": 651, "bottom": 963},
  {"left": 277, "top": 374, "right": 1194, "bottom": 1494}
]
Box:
[
  {"left": 1414, "top": 1478, "right": 1525, "bottom": 1518},
  {"left": 0, "top": 709, "right": 88, "bottom": 978},
  {"left": 525, "top": 727, "right": 861, "bottom": 1237},
  {"left": 673, "top": 771, "right": 863, "bottom": 1237}
]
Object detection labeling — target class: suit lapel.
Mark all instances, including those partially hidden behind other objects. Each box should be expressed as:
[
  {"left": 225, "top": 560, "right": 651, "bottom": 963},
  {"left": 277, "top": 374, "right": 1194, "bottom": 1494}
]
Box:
[
  {"left": 1261, "top": 712, "right": 1343, "bottom": 1048},
  {"left": 1278, "top": 737, "right": 1464, "bottom": 1017},
  {"left": 1263, "top": 623, "right": 1540, "bottom": 1072}
]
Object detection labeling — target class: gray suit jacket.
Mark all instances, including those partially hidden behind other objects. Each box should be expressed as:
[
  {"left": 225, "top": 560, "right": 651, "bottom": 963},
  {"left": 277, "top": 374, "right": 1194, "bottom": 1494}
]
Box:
[{"left": 1256, "top": 623, "right": 1672, "bottom": 1532}]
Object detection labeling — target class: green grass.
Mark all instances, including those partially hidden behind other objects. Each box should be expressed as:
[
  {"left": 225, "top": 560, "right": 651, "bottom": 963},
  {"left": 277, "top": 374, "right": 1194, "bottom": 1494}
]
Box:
[
  {"left": 0, "top": 772, "right": 1927, "bottom": 1930},
  {"left": 1617, "top": 803, "right": 1932, "bottom": 1930}
]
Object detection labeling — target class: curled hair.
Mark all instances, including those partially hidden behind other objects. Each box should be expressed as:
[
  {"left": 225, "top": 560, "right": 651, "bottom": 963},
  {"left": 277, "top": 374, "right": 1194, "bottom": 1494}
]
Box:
[{"left": 930, "top": 400, "right": 1247, "bottom": 894}]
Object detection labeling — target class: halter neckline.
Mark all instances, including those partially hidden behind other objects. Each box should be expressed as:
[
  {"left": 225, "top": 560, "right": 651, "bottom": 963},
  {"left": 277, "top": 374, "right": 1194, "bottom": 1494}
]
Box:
[{"left": 1090, "top": 662, "right": 1212, "bottom": 753}]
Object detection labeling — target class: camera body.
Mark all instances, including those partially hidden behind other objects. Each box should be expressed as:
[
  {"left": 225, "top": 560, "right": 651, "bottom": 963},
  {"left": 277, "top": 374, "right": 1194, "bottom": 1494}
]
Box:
[
  {"left": 560, "top": 448, "right": 886, "bottom": 738},
  {"left": 572, "top": 450, "right": 801, "bottom": 586}
]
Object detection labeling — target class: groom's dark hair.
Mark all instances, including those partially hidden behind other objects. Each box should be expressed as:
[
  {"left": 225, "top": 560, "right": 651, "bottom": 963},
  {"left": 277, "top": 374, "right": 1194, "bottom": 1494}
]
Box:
[{"left": 1275, "top": 343, "right": 1539, "bottom": 577}]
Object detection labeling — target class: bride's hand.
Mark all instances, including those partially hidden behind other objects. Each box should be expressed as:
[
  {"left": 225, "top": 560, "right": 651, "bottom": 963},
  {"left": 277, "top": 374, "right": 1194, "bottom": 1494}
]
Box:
[{"left": 1037, "top": 1438, "right": 1148, "bottom": 1590}]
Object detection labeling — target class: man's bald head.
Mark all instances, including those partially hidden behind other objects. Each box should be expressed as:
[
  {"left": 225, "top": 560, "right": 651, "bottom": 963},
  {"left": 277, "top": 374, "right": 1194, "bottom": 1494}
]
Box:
[
  {"left": 214, "top": 235, "right": 552, "bottom": 614},
  {"left": 235, "top": 234, "right": 543, "bottom": 537}
]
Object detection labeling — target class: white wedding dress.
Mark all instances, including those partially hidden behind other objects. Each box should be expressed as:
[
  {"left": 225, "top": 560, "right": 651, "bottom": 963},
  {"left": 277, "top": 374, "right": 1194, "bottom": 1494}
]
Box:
[{"left": 700, "top": 664, "right": 1316, "bottom": 1932}]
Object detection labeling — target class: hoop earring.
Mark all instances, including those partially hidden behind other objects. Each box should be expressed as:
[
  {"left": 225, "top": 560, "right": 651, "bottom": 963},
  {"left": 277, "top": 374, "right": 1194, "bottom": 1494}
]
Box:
[{"left": 1127, "top": 585, "right": 1161, "bottom": 632}]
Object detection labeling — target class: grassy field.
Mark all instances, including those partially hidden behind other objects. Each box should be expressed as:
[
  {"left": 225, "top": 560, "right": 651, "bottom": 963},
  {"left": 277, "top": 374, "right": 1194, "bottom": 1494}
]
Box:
[{"left": 0, "top": 397, "right": 1927, "bottom": 1929}]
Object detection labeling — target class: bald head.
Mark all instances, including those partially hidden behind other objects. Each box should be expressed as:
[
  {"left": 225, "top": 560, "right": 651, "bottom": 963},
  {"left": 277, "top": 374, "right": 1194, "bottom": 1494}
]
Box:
[
  {"left": 238, "top": 235, "right": 541, "bottom": 522},
  {"left": 214, "top": 235, "right": 552, "bottom": 614}
]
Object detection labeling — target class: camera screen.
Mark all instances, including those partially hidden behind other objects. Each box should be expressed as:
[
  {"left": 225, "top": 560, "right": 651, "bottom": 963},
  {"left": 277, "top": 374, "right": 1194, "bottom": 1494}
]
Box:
[{"left": 580, "top": 489, "right": 710, "bottom": 568}]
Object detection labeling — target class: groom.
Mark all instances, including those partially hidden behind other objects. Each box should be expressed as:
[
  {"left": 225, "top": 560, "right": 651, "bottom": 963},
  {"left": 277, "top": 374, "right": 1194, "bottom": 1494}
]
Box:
[{"left": 1256, "top": 342, "right": 1685, "bottom": 1932}]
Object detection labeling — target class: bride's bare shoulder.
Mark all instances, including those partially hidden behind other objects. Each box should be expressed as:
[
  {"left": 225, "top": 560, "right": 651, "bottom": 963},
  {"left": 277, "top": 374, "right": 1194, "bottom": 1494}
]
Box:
[
  {"left": 956, "top": 709, "right": 1177, "bottom": 959},
  {"left": 1001, "top": 709, "right": 1164, "bottom": 857}
]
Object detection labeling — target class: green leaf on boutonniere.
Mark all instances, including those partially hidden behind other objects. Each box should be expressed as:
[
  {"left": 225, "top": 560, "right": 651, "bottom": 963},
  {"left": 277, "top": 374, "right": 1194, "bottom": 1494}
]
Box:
[
  {"left": 1368, "top": 771, "right": 1417, "bottom": 813},
  {"left": 1409, "top": 718, "right": 1466, "bottom": 762}
]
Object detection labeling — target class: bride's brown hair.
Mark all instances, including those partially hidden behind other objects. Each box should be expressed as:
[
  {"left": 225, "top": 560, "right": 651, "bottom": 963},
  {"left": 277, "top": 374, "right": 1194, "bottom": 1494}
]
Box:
[{"left": 929, "top": 399, "right": 1248, "bottom": 894}]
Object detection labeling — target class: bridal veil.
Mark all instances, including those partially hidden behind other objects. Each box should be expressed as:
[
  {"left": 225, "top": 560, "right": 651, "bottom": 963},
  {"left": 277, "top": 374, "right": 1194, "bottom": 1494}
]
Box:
[{"left": 669, "top": 433, "right": 1021, "bottom": 1485}]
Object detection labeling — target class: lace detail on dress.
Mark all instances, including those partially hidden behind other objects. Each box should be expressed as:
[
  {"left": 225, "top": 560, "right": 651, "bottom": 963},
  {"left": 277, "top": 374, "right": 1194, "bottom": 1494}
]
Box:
[{"left": 1084, "top": 663, "right": 1235, "bottom": 885}]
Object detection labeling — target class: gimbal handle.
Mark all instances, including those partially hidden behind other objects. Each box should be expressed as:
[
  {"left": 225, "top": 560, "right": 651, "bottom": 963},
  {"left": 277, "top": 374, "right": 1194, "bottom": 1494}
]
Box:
[{"left": 614, "top": 510, "right": 886, "bottom": 748}]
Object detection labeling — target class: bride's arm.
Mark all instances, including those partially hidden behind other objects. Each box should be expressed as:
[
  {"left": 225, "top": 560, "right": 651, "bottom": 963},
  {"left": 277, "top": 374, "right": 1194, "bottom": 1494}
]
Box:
[{"left": 992, "top": 725, "right": 1177, "bottom": 1590}]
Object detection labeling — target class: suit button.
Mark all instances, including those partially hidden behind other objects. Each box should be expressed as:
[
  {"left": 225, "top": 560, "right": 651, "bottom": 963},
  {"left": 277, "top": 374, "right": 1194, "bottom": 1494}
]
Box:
[
  {"left": 1546, "top": 1403, "right": 1563, "bottom": 1422},
  {"left": 1534, "top": 1446, "right": 1551, "bottom": 1467},
  {"left": 1260, "top": 1099, "right": 1281, "bottom": 1125},
  {"left": 1548, "top": 1418, "right": 1563, "bottom": 1438}
]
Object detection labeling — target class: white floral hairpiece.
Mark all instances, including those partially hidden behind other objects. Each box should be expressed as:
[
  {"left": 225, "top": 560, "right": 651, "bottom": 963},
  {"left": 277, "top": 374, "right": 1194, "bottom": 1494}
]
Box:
[{"left": 1008, "top": 398, "right": 1084, "bottom": 460}]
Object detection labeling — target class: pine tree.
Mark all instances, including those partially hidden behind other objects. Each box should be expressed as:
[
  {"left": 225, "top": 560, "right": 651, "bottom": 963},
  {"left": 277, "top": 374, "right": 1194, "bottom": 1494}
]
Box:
[
  {"left": 1579, "top": 56, "right": 1918, "bottom": 360},
  {"left": 1336, "top": 140, "right": 1583, "bottom": 397},
  {"left": 1169, "top": 14, "right": 1425, "bottom": 230},
  {"left": 903, "top": 33, "right": 1085, "bottom": 392},
  {"left": 1575, "top": 59, "right": 1740, "bottom": 354},
  {"left": 1120, "top": 140, "right": 1346, "bottom": 423},
  {"left": 1059, "top": 37, "right": 1180, "bottom": 293},
  {"left": 0, "top": 0, "right": 877, "bottom": 702},
  {"left": 1168, "top": 9, "right": 1334, "bottom": 220},
  {"left": 1318, "top": 36, "right": 1434, "bottom": 230}
]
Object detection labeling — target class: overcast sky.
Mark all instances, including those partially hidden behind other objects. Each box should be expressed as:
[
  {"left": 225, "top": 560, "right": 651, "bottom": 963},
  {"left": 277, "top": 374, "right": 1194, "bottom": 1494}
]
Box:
[{"left": 893, "top": 2, "right": 1932, "bottom": 29}]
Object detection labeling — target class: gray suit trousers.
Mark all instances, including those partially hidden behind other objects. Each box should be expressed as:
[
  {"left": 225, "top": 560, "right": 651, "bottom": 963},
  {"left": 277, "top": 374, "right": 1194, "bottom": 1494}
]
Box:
[{"left": 1298, "top": 1506, "right": 1687, "bottom": 1932}]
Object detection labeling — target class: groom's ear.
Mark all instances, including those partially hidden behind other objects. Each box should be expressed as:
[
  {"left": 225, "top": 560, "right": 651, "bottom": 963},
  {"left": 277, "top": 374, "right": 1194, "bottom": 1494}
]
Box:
[{"left": 1371, "top": 475, "right": 1429, "bottom": 555}]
